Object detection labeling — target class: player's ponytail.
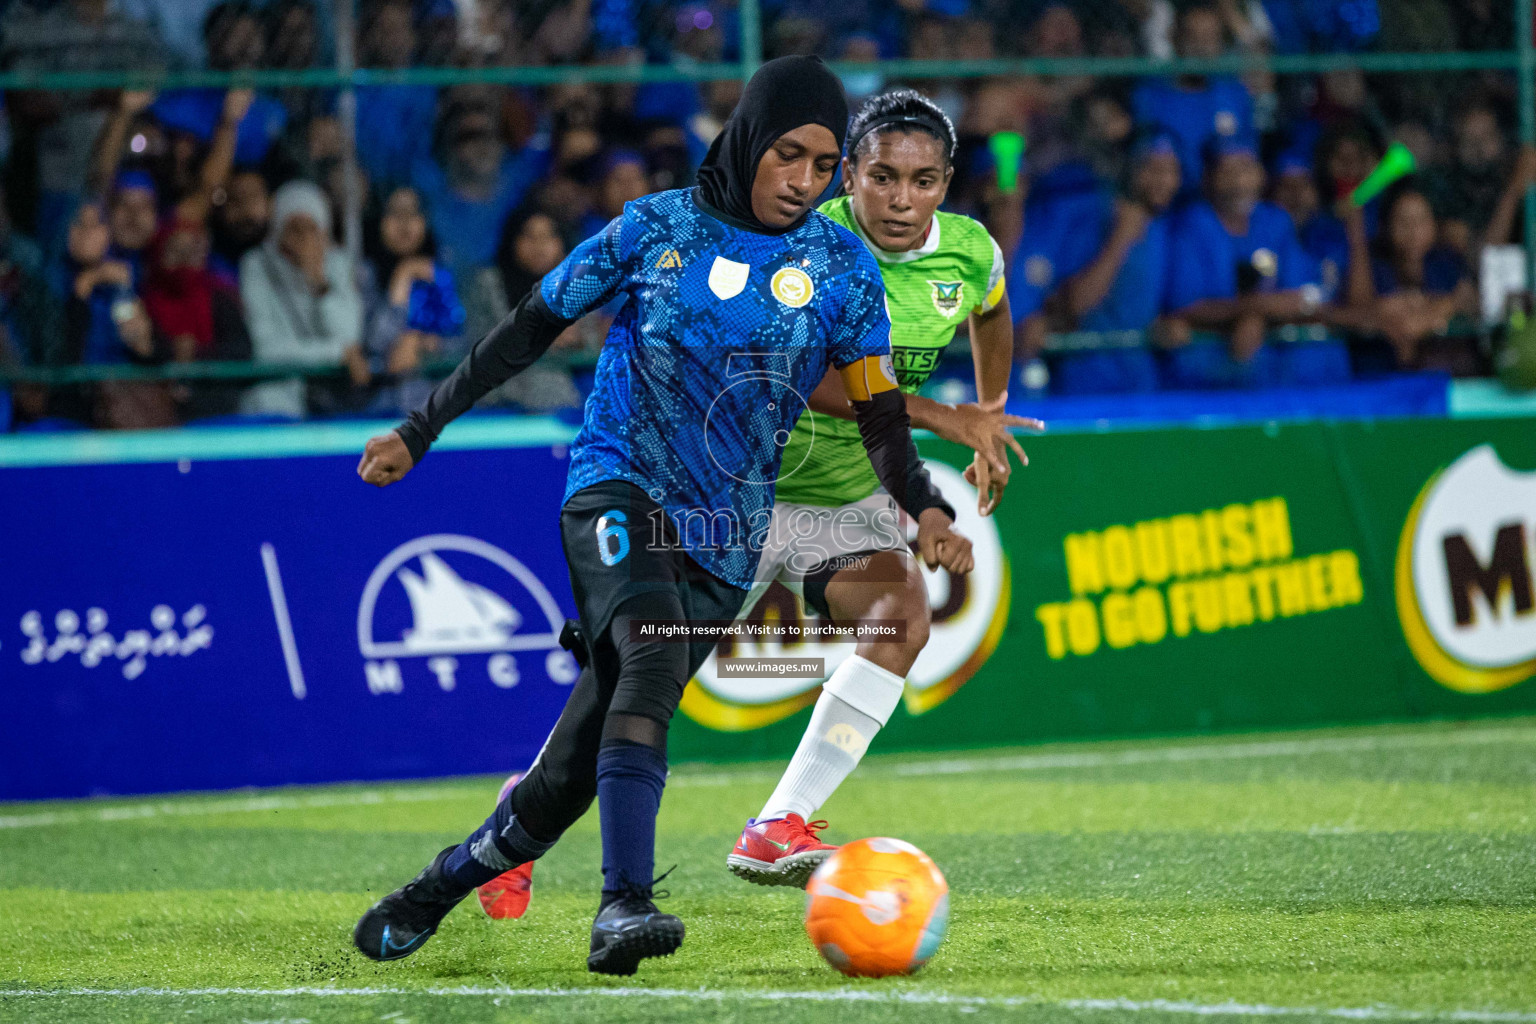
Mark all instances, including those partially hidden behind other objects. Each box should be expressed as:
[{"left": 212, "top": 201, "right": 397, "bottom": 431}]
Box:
[{"left": 845, "top": 89, "right": 956, "bottom": 171}]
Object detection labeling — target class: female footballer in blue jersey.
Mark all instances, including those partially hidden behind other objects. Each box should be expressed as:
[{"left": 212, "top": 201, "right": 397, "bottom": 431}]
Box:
[{"left": 351, "top": 55, "right": 972, "bottom": 976}]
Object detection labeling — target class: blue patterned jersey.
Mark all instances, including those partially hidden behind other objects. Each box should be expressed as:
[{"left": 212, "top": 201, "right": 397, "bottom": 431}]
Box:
[{"left": 542, "top": 188, "right": 891, "bottom": 589}]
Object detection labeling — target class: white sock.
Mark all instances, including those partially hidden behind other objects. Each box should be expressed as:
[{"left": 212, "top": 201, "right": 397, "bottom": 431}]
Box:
[{"left": 758, "top": 655, "right": 905, "bottom": 822}]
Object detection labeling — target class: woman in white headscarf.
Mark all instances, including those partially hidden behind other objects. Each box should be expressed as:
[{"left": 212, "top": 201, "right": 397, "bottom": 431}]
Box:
[{"left": 240, "top": 180, "right": 367, "bottom": 417}]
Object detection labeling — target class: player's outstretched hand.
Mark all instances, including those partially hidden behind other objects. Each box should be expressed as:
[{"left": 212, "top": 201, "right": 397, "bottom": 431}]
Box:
[
  {"left": 358, "top": 430, "right": 415, "bottom": 486},
  {"left": 939, "top": 394, "right": 1037, "bottom": 473},
  {"left": 958, "top": 396, "right": 1043, "bottom": 516},
  {"left": 916, "top": 507, "right": 974, "bottom": 575},
  {"left": 966, "top": 450, "right": 1003, "bottom": 517}
]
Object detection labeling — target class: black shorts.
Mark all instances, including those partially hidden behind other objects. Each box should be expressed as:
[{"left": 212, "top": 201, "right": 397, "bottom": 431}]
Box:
[
  {"left": 800, "top": 548, "right": 886, "bottom": 621},
  {"left": 560, "top": 479, "right": 747, "bottom": 677}
]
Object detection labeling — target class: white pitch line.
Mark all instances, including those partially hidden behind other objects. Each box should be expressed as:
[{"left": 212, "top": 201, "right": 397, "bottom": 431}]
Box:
[
  {"left": 884, "top": 725, "right": 1536, "bottom": 778},
  {"left": 2, "top": 724, "right": 1532, "bottom": 830},
  {"left": 0, "top": 787, "right": 466, "bottom": 830},
  {"left": 669, "top": 723, "right": 1536, "bottom": 787},
  {"left": 0, "top": 986, "right": 1532, "bottom": 1021}
]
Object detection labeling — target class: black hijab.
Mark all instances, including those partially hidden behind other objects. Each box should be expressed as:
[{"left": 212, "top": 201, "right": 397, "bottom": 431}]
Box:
[{"left": 694, "top": 55, "right": 849, "bottom": 235}]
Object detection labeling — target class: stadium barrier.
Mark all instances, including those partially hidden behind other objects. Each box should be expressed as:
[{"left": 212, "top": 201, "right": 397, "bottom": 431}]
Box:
[
  {"left": 1, "top": 414, "right": 1532, "bottom": 798},
  {"left": 676, "top": 416, "right": 1536, "bottom": 759},
  {"left": 1, "top": 326, "right": 1458, "bottom": 385}
]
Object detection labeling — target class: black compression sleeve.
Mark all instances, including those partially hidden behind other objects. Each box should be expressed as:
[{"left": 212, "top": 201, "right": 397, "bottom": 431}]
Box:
[
  {"left": 394, "top": 285, "right": 575, "bottom": 463},
  {"left": 850, "top": 388, "right": 956, "bottom": 522}
]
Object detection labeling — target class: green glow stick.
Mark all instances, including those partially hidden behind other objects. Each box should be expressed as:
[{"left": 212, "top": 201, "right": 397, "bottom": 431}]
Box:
[
  {"left": 1350, "top": 142, "right": 1416, "bottom": 207},
  {"left": 989, "top": 131, "right": 1027, "bottom": 194}
]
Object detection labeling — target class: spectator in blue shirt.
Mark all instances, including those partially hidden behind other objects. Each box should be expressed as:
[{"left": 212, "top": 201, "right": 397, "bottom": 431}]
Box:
[
  {"left": 151, "top": 2, "right": 289, "bottom": 168},
  {"left": 576, "top": 149, "right": 651, "bottom": 241},
  {"left": 1313, "top": 125, "right": 1382, "bottom": 234},
  {"left": 1366, "top": 182, "right": 1477, "bottom": 373},
  {"left": 412, "top": 102, "right": 546, "bottom": 285},
  {"left": 1270, "top": 149, "right": 1370, "bottom": 307},
  {"left": 1048, "top": 133, "right": 1182, "bottom": 394},
  {"left": 362, "top": 184, "right": 465, "bottom": 415},
  {"left": 0, "top": 0, "right": 167, "bottom": 249},
  {"left": 1261, "top": 0, "right": 1380, "bottom": 54},
  {"left": 1162, "top": 139, "right": 1348, "bottom": 388},
  {"left": 1006, "top": 172, "right": 1102, "bottom": 359},
  {"left": 264, "top": 0, "right": 334, "bottom": 156},
  {"left": 354, "top": 0, "right": 437, "bottom": 188},
  {"left": 1130, "top": 2, "right": 1254, "bottom": 198},
  {"left": 104, "top": 169, "right": 161, "bottom": 284},
  {"left": 61, "top": 200, "right": 183, "bottom": 427},
  {"left": 63, "top": 201, "right": 154, "bottom": 366}
]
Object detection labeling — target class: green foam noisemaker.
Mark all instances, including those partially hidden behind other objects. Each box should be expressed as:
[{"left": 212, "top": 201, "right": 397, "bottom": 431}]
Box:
[
  {"left": 989, "top": 131, "right": 1027, "bottom": 194},
  {"left": 1350, "top": 142, "right": 1416, "bottom": 207}
]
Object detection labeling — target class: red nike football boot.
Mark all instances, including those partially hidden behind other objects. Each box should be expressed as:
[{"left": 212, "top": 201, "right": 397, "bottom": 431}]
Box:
[
  {"left": 477, "top": 859, "right": 534, "bottom": 919},
  {"left": 727, "top": 814, "right": 837, "bottom": 888},
  {"left": 477, "top": 772, "right": 535, "bottom": 920}
]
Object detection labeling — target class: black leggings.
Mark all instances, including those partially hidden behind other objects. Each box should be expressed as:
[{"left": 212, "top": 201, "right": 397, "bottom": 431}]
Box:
[
  {"left": 507, "top": 481, "right": 747, "bottom": 844},
  {"left": 509, "top": 592, "right": 693, "bottom": 841}
]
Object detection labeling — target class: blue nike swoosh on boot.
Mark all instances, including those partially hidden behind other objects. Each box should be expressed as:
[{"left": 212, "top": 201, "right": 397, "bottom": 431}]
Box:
[{"left": 380, "top": 924, "right": 429, "bottom": 958}]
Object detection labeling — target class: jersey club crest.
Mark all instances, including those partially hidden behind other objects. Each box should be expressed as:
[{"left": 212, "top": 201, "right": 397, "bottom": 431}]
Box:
[
  {"left": 771, "top": 266, "right": 815, "bottom": 308},
  {"left": 928, "top": 280, "right": 964, "bottom": 318},
  {"left": 708, "top": 257, "right": 750, "bottom": 300}
]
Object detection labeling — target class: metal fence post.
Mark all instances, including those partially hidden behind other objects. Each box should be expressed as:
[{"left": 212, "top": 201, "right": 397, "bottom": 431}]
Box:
[
  {"left": 740, "top": 0, "right": 762, "bottom": 82},
  {"left": 334, "top": 0, "right": 363, "bottom": 268},
  {"left": 1519, "top": 0, "right": 1535, "bottom": 294}
]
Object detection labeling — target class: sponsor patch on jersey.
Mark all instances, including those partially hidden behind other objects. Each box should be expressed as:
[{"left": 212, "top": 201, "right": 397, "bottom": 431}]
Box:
[
  {"left": 892, "top": 346, "right": 940, "bottom": 388},
  {"left": 708, "top": 257, "right": 750, "bottom": 300},
  {"left": 928, "top": 280, "right": 965, "bottom": 318},
  {"left": 655, "top": 248, "right": 684, "bottom": 269},
  {"left": 771, "top": 266, "right": 814, "bottom": 308}
]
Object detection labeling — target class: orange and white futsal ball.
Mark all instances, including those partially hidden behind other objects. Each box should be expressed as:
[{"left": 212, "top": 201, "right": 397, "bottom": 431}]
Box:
[{"left": 804, "top": 837, "right": 949, "bottom": 977}]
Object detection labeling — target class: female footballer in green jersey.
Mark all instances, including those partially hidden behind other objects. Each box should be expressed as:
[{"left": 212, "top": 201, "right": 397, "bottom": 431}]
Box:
[{"left": 725, "top": 89, "right": 1040, "bottom": 886}]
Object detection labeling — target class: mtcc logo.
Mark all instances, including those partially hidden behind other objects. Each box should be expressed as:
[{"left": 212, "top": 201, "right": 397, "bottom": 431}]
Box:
[
  {"left": 1396, "top": 445, "right": 1536, "bottom": 693},
  {"left": 357, "top": 534, "right": 579, "bottom": 695}
]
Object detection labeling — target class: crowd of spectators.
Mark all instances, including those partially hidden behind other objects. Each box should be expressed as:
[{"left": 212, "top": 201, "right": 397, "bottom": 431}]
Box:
[
  {"left": 0, "top": 0, "right": 1529, "bottom": 427},
  {"left": 1005, "top": 1, "right": 1526, "bottom": 393}
]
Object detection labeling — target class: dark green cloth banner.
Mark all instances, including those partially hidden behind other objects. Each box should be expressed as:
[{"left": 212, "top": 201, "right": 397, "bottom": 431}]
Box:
[{"left": 672, "top": 417, "right": 1536, "bottom": 761}]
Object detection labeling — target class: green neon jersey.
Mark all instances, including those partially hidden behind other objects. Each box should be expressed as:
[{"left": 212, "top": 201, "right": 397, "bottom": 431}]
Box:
[{"left": 774, "top": 195, "right": 1005, "bottom": 508}]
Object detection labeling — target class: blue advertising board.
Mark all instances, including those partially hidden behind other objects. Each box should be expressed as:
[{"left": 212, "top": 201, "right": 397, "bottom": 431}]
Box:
[{"left": 0, "top": 418, "right": 583, "bottom": 800}]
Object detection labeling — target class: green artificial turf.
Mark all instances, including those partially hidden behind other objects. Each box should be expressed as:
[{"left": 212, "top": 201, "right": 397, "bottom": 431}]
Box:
[{"left": 2, "top": 718, "right": 1535, "bottom": 1023}]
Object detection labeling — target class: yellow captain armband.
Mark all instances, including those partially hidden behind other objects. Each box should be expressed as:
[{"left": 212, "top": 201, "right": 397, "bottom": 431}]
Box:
[
  {"left": 980, "top": 275, "right": 1007, "bottom": 313},
  {"left": 839, "top": 353, "right": 899, "bottom": 402}
]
